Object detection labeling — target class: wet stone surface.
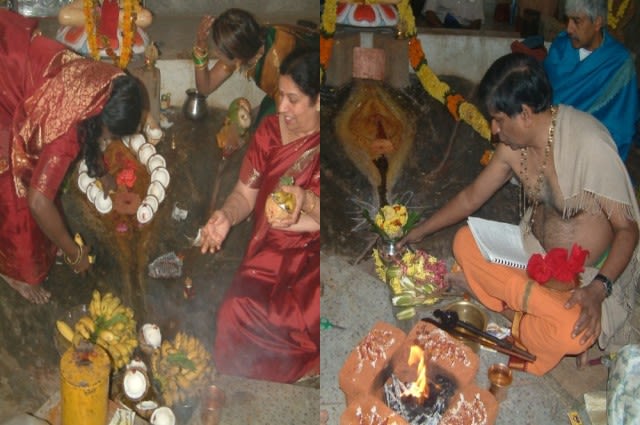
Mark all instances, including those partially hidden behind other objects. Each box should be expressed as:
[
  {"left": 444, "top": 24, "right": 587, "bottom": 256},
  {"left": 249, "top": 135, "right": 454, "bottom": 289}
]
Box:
[
  {"left": 320, "top": 75, "right": 520, "bottom": 262},
  {"left": 0, "top": 108, "right": 253, "bottom": 421}
]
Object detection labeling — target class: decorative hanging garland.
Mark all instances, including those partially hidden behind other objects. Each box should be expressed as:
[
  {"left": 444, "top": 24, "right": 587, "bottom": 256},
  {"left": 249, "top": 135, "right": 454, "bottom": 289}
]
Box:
[
  {"left": 83, "top": 0, "right": 136, "bottom": 68},
  {"left": 320, "top": 0, "right": 492, "bottom": 161},
  {"left": 608, "top": 0, "right": 631, "bottom": 30}
]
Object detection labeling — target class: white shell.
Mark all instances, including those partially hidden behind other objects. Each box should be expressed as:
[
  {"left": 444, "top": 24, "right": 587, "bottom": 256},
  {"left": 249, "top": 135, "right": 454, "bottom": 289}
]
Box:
[
  {"left": 138, "top": 143, "right": 156, "bottom": 164},
  {"left": 129, "top": 134, "right": 146, "bottom": 154},
  {"left": 121, "top": 135, "right": 131, "bottom": 148},
  {"left": 78, "top": 160, "right": 88, "bottom": 174},
  {"left": 137, "top": 203, "right": 154, "bottom": 224},
  {"left": 141, "top": 323, "right": 162, "bottom": 348},
  {"left": 146, "top": 154, "right": 167, "bottom": 173},
  {"left": 123, "top": 369, "right": 148, "bottom": 400},
  {"left": 94, "top": 193, "right": 113, "bottom": 214},
  {"left": 147, "top": 181, "right": 166, "bottom": 203},
  {"left": 150, "top": 407, "right": 175, "bottom": 425},
  {"left": 143, "top": 195, "right": 160, "bottom": 213},
  {"left": 86, "top": 183, "right": 101, "bottom": 203},
  {"left": 78, "top": 172, "right": 94, "bottom": 193},
  {"left": 146, "top": 126, "right": 163, "bottom": 141}
]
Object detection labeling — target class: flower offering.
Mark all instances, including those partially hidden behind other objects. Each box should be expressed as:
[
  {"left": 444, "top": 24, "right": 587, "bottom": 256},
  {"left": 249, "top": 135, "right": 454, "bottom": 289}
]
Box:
[
  {"left": 364, "top": 203, "right": 421, "bottom": 242},
  {"left": 373, "top": 247, "right": 448, "bottom": 320}
]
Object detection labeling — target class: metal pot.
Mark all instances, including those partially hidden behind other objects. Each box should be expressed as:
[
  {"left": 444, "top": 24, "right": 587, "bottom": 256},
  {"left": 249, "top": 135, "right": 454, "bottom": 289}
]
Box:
[{"left": 182, "top": 89, "right": 207, "bottom": 121}]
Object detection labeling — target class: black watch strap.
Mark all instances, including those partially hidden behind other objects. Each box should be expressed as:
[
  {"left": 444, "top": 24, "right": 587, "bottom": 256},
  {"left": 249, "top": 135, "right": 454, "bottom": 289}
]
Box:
[{"left": 594, "top": 273, "right": 613, "bottom": 298}]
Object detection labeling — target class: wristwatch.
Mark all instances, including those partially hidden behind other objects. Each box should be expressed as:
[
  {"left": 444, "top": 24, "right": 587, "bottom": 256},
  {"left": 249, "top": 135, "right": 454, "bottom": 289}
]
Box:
[{"left": 594, "top": 273, "right": 613, "bottom": 298}]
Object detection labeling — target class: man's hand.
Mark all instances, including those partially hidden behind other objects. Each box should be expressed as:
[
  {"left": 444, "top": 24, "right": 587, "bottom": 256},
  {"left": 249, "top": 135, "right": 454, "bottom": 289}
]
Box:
[
  {"left": 565, "top": 281, "right": 606, "bottom": 344},
  {"left": 396, "top": 222, "right": 427, "bottom": 250}
]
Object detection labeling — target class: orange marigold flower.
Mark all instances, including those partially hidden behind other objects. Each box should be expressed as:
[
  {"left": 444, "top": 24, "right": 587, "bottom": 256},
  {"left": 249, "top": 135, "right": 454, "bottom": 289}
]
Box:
[
  {"left": 446, "top": 93, "right": 465, "bottom": 121},
  {"left": 320, "top": 36, "right": 334, "bottom": 68},
  {"left": 408, "top": 37, "right": 425, "bottom": 70}
]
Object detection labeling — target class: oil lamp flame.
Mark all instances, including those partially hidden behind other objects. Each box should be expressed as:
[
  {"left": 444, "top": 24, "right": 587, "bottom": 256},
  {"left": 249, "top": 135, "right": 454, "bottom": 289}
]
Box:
[{"left": 401, "top": 345, "right": 429, "bottom": 404}]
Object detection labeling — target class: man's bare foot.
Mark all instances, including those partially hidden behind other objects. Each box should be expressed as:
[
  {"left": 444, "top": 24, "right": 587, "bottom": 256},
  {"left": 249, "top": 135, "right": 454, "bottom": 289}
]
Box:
[
  {"left": 575, "top": 351, "right": 589, "bottom": 370},
  {"left": 1, "top": 273, "right": 50, "bottom": 304},
  {"left": 445, "top": 271, "right": 470, "bottom": 293}
]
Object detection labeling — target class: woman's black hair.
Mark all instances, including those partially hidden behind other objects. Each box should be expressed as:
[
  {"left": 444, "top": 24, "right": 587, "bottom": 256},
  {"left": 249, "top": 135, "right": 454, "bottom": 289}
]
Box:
[
  {"left": 477, "top": 52, "right": 552, "bottom": 118},
  {"left": 211, "top": 8, "right": 265, "bottom": 63},
  {"left": 79, "top": 74, "right": 143, "bottom": 177},
  {"left": 279, "top": 47, "right": 320, "bottom": 104}
]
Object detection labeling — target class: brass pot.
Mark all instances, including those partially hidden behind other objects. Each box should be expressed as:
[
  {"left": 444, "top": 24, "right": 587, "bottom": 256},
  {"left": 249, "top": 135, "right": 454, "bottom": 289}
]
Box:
[{"left": 444, "top": 300, "right": 488, "bottom": 353}]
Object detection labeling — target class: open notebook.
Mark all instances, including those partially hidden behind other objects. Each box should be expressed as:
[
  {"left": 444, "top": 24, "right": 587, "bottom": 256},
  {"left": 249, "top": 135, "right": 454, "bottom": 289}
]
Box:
[{"left": 467, "top": 216, "right": 529, "bottom": 269}]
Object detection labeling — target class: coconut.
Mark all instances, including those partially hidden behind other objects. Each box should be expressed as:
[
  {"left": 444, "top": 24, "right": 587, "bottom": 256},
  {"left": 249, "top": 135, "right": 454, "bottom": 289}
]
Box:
[
  {"left": 142, "top": 323, "right": 162, "bottom": 348},
  {"left": 150, "top": 406, "right": 176, "bottom": 425},
  {"left": 123, "top": 369, "right": 149, "bottom": 401}
]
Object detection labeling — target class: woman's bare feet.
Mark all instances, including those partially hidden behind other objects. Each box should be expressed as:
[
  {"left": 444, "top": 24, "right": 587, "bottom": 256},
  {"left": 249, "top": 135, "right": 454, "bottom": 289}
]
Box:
[{"left": 1, "top": 273, "right": 50, "bottom": 304}]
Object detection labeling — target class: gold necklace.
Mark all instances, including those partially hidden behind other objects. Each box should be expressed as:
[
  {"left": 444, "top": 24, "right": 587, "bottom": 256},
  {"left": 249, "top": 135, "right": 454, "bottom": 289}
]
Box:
[{"left": 519, "top": 106, "right": 557, "bottom": 234}]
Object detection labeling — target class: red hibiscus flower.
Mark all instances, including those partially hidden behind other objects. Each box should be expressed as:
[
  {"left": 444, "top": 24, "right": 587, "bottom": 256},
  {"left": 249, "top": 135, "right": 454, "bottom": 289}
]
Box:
[
  {"left": 526, "top": 244, "right": 589, "bottom": 285},
  {"left": 526, "top": 253, "right": 552, "bottom": 283}
]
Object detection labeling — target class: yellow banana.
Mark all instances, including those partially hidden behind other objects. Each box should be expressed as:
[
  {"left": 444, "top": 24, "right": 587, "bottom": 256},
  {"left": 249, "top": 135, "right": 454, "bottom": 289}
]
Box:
[
  {"left": 90, "top": 290, "right": 101, "bottom": 318},
  {"left": 74, "top": 321, "right": 92, "bottom": 340},
  {"left": 77, "top": 316, "right": 96, "bottom": 335},
  {"left": 98, "top": 329, "right": 116, "bottom": 343},
  {"left": 56, "top": 320, "right": 75, "bottom": 343}
]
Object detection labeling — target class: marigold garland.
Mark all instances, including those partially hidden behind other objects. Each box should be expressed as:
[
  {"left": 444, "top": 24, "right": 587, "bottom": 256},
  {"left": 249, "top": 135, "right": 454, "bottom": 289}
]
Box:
[
  {"left": 608, "top": 0, "right": 631, "bottom": 30},
  {"left": 84, "top": 0, "right": 136, "bottom": 69},
  {"left": 83, "top": 0, "right": 100, "bottom": 60}
]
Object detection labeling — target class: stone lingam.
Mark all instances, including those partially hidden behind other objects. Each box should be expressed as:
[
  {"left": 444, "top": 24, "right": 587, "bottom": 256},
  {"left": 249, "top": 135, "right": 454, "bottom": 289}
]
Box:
[{"left": 339, "top": 321, "right": 498, "bottom": 425}]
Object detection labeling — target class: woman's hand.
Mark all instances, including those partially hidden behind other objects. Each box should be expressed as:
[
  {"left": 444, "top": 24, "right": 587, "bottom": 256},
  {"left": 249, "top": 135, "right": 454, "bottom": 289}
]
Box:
[
  {"left": 269, "top": 185, "right": 305, "bottom": 228},
  {"left": 196, "top": 15, "right": 215, "bottom": 50},
  {"left": 98, "top": 174, "right": 117, "bottom": 198},
  {"left": 200, "top": 210, "right": 232, "bottom": 254}
]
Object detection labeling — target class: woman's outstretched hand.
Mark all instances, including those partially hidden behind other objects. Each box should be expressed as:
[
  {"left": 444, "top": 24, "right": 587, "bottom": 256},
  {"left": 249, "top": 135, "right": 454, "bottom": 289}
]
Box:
[
  {"left": 196, "top": 15, "right": 215, "bottom": 50},
  {"left": 200, "top": 210, "right": 231, "bottom": 254}
]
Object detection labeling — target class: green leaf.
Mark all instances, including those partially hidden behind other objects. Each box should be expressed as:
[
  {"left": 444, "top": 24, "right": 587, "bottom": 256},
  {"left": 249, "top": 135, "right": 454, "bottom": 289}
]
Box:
[
  {"left": 167, "top": 352, "right": 196, "bottom": 371},
  {"left": 391, "top": 294, "right": 416, "bottom": 307}
]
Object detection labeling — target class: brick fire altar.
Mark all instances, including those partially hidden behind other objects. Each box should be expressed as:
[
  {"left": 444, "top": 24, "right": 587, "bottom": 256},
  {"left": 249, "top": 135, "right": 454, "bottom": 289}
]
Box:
[{"left": 339, "top": 321, "right": 499, "bottom": 425}]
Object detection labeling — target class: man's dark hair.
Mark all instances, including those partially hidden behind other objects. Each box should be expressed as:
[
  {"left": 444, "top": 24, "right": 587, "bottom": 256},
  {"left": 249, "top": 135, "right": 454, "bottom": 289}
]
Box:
[{"left": 477, "top": 52, "right": 552, "bottom": 117}]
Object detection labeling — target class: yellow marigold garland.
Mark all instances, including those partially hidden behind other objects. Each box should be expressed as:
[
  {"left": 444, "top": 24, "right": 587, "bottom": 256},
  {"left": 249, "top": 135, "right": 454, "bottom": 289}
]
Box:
[
  {"left": 83, "top": 0, "right": 100, "bottom": 60},
  {"left": 320, "top": 0, "right": 338, "bottom": 83},
  {"left": 321, "top": 0, "right": 492, "bottom": 157},
  {"left": 84, "top": 0, "right": 136, "bottom": 69},
  {"left": 608, "top": 0, "right": 630, "bottom": 30}
]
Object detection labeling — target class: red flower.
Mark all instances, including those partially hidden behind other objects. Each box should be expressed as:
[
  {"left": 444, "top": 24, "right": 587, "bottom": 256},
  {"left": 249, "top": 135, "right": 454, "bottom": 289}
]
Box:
[
  {"left": 116, "top": 168, "right": 137, "bottom": 188},
  {"left": 526, "top": 244, "right": 590, "bottom": 285},
  {"left": 526, "top": 253, "right": 552, "bottom": 283}
]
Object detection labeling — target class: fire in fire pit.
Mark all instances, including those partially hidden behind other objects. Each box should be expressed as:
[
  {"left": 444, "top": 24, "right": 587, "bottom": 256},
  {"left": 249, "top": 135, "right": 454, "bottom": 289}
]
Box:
[{"left": 384, "top": 345, "right": 456, "bottom": 425}]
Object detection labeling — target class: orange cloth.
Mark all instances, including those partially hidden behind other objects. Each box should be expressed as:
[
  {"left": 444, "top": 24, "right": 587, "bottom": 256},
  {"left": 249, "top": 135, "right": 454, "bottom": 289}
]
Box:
[{"left": 452, "top": 225, "right": 596, "bottom": 375}]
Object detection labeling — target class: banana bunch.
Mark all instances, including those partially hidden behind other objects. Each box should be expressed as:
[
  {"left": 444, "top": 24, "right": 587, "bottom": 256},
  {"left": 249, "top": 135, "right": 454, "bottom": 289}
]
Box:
[
  {"left": 151, "top": 332, "right": 214, "bottom": 407},
  {"left": 55, "top": 290, "right": 137, "bottom": 370}
]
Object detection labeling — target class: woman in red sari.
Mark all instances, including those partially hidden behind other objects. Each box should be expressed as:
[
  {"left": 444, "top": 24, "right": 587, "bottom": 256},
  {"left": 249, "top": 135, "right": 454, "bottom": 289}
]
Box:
[
  {"left": 0, "top": 10, "right": 143, "bottom": 303},
  {"left": 200, "top": 48, "right": 320, "bottom": 383}
]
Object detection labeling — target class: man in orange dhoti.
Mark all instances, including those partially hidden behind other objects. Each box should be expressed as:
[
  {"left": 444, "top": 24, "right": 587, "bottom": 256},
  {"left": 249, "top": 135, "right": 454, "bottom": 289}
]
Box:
[{"left": 401, "top": 53, "right": 640, "bottom": 375}]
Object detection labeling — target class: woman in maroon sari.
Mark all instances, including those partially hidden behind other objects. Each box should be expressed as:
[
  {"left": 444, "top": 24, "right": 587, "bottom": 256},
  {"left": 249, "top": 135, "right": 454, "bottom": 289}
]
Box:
[
  {"left": 0, "top": 10, "right": 143, "bottom": 303},
  {"left": 200, "top": 48, "right": 320, "bottom": 383}
]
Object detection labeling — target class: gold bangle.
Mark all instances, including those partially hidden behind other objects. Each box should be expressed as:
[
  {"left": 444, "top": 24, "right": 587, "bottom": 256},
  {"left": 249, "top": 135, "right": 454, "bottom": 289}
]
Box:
[
  {"left": 193, "top": 52, "right": 208, "bottom": 66},
  {"left": 194, "top": 61, "right": 207, "bottom": 70},
  {"left": 193, "top": 45, "right": 208, "bottom": 57},
  {"left": 64, "top": 244, "right": 83, "bottom": 267}
]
